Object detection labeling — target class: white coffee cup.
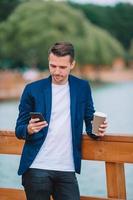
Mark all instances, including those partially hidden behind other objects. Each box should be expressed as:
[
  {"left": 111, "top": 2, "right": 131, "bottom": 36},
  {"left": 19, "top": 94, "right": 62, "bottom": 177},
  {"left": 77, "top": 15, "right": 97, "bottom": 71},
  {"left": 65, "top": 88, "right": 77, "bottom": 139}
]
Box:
[{"left": 92, "top": 111, "right": 107, "bottom": 135}]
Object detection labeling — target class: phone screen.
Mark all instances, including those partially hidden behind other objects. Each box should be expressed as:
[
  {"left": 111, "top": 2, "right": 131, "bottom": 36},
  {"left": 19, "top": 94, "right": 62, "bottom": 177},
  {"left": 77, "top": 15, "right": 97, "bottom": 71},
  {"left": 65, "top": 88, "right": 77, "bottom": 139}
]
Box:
[{"left": 30, "top": 112, "right": 45, "bottom": 122}]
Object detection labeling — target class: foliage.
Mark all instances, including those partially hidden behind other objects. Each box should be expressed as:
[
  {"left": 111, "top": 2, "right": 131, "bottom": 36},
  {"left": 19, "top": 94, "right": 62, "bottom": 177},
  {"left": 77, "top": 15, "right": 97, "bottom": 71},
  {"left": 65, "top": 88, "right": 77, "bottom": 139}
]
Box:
[
  {"left": 129, "top": 39, "right": 133, "bottom": 58},
  {"left": 69, "top": 2, "right": 133, "bottom": 50},
  {"left": 0, "top": 0, "right": 124, "bottom": 69},
  {"left": 0, "top": 0, "right": 21, "bottom": 22}
]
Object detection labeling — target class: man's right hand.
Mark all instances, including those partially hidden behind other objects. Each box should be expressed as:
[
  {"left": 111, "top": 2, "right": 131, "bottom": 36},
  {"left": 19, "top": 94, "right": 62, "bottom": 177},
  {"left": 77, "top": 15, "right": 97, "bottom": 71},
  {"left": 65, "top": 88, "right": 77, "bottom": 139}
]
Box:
[{"left": 27, "top": 118, "right": 48, "bottom": 135}]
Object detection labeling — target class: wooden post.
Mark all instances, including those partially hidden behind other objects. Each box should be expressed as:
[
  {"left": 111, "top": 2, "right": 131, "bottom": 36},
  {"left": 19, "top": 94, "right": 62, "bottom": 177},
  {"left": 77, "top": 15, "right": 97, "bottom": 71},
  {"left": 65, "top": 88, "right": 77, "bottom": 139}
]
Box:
[{"left": 105, "top": 162, "right": 126, "bottom": 199}]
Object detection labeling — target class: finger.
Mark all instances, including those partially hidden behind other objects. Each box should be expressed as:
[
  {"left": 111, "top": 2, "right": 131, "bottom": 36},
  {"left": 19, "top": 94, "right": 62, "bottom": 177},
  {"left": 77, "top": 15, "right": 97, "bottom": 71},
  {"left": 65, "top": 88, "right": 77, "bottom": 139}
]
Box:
[
  {"left": 37, "top": 125, "right": 47, "bottom": 132},
  {"left": 31, "top": 126, "right": 39, "bottom": 133},
  {"left": 99, "top": 127, "right": 106, "bottom": 132},
  {"left": 99, "top": 125, "right": 107, "bottom": 130},
  {"left": 32, "top": 129, "right": 39, "bottom": 133},
  {"left": 33, "top": 124, "right": 48, "bottom": 130},
  {"left": 98, "top": 132, "right": 105, "bottom": 137},
  {"left": 30, "top": 118, "right": 40, "bottom": 123},
  {"left": 33, "top": 121, "right": 48, "bottom": 127},
  {"left": 30, "top": 126, "right": 37, "bottom": 131},
  {"left": 32, "top": 124, "right": 47, "bottom": 132}
]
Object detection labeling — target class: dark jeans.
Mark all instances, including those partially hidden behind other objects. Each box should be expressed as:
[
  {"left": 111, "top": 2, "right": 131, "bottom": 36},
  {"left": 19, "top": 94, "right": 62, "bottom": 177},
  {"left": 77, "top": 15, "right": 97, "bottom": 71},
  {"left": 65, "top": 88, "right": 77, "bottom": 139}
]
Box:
[{"left": 22, "top": 168, "right": 80, "bottom": 200}]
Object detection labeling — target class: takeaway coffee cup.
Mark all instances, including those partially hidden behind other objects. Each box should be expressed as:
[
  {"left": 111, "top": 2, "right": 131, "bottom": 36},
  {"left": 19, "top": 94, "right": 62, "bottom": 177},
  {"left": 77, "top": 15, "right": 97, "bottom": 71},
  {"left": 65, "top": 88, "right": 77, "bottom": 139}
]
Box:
[{"left": 92, "top": 112, "right": 107, "bottom": 135}]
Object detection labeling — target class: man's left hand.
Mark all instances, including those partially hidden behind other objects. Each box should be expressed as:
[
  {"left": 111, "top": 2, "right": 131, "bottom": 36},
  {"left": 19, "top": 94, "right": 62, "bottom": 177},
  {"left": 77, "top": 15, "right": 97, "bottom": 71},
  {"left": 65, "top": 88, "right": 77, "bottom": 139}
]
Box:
[{"left": 98, "top": 121, "right": 108, "bottom": 137}]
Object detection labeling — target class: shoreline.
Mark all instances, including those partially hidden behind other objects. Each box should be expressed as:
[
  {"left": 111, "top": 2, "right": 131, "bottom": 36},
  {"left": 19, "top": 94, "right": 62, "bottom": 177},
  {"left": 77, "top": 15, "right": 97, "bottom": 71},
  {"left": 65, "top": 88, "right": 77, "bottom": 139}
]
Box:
[{"left": 0, "top": 69, "right": 133, "bottom": 101}]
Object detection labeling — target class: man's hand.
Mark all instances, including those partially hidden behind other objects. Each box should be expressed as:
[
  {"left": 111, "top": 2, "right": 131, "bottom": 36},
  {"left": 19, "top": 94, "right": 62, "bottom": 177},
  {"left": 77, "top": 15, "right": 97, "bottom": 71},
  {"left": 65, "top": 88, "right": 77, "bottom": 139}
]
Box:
[
  {"left": 27, "top": 118, "right": 48, "bottom": 135},
  {"left": 97, "top": 120, "right": 108, "bottom": 137}
]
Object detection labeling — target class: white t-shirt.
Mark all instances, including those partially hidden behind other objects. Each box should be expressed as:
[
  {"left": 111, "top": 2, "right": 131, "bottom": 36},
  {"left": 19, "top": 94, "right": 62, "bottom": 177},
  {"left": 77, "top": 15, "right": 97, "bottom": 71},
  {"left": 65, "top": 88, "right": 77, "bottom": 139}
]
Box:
[{"left": 30, "top": 82, "right": 75, "bottom": 171}]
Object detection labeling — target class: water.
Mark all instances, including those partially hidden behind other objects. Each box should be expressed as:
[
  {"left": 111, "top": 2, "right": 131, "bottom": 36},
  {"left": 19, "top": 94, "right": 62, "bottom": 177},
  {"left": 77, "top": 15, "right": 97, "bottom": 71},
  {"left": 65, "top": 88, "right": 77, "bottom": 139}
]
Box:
[
  {"left": 92, "top": 81, "right": 133, "bottom": 134},
  {"left": 0, "top": 81, "right": 133, "bottom": 199}
]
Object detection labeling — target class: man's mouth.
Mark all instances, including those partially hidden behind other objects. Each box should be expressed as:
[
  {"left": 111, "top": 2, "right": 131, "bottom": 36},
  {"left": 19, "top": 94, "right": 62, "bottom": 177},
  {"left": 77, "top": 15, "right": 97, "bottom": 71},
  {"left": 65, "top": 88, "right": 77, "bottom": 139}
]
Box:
[{"left": 54, "top": 75, "right": 61, "bottom": 79}]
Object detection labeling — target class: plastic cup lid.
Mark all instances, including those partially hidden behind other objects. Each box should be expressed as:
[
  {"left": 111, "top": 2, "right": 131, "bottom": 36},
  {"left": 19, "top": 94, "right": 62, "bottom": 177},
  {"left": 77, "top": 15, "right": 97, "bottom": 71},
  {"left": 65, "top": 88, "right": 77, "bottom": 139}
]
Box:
[{"left": 94, "top": 111, "right": 107, "bottom": 118}]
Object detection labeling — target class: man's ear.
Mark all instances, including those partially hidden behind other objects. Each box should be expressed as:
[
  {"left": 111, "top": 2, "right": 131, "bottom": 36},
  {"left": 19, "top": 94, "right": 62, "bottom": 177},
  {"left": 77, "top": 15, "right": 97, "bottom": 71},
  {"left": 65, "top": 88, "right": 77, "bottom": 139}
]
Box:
[{"left": 70, "top": 60, "right": 76, "bottom": 70}]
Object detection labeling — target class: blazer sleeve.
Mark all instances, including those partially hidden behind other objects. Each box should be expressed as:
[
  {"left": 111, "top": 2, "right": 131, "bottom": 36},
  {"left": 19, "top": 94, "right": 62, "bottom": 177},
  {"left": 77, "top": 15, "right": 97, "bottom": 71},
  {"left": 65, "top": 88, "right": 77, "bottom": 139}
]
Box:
[
  {"left": 15, "top": 84, "right": 34, "bottom": 140},
  {"left": 84, "top": 82, "right": 99, "bottom": 140}
]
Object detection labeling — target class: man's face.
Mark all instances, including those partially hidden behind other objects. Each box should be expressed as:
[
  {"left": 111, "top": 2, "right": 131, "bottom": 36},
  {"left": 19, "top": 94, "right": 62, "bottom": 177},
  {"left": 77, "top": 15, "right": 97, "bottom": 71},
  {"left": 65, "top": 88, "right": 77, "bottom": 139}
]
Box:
[{"left": 48, "top": 53, "right": 75, "bottom": 85}]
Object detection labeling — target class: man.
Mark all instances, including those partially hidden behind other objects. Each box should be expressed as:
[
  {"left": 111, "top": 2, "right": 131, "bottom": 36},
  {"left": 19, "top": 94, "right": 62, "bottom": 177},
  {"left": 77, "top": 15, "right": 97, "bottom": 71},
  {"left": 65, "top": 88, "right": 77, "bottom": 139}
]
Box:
[{"left": 15, "top": 42, "right": 107, "bottom": 200}]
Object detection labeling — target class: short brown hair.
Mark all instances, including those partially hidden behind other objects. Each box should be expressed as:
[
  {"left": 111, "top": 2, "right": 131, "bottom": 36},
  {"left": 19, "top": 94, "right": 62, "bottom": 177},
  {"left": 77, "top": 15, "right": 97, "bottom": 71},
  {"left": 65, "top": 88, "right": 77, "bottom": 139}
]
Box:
[{"left": 48, "top": 42, "right": 75, "bottom": 62}]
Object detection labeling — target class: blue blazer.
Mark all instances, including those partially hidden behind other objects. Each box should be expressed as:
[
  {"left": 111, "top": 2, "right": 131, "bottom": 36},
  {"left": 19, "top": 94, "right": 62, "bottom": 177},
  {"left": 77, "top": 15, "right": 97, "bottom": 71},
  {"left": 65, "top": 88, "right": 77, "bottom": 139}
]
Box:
[{"left": 15, "top": 75, "right": 96, "bottom": 175}]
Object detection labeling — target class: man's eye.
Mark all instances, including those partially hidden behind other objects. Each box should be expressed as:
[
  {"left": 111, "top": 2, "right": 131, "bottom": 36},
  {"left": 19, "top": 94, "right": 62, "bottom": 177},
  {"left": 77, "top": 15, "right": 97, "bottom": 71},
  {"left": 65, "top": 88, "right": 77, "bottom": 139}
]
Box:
[
  {"left": 60, "top": 66, "right": 66, "bottom": 69},
  {"left": 50, "top": 65, "right": 56, "bottom": 68}
]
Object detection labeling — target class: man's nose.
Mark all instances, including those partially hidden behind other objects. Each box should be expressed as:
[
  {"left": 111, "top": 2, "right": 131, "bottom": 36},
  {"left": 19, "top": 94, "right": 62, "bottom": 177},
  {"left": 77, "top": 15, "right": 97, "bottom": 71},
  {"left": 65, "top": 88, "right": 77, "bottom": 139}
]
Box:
[{"left": 54, "top": 67, "right": 60, "bottom": 74}]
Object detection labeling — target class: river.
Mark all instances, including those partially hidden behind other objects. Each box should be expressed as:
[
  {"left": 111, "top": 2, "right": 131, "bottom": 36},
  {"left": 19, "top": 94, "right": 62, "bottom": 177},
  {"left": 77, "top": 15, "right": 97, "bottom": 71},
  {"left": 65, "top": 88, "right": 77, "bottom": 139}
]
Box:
[{"left": 0, "top": 81, "right": 133, "bottom": 199}]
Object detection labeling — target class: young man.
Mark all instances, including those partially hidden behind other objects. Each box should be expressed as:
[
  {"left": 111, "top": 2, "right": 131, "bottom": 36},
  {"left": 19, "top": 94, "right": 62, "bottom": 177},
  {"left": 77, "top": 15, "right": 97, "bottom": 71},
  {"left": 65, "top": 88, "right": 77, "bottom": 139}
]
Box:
[{"left": 15, "top": 42, "right": 107, "bottom": 200}]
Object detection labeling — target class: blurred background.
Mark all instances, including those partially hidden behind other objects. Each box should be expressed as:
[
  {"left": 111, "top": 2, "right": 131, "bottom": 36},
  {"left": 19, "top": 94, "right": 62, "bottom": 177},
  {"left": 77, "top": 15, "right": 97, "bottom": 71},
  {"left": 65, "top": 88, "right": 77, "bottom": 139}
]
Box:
[{"left": 0, "top": 0, "right": 133, "bottom": 199}]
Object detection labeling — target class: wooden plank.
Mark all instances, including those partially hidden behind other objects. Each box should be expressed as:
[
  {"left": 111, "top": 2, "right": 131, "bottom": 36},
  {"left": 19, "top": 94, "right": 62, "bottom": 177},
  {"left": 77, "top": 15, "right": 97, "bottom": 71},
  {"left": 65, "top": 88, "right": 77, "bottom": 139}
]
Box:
[
  {"left": 82, "top": 136, "right": 133, "bottom": 163},
  {"left": 98, "top": 134, "right": 133, "bottom": 143},
  {"left": 0, "top": 131, "right": 24, "bottom": 155},
  {"left": 0, "top": 188, "right": 26, "bottom": 200},
  {"left": 0, "top": 189, "right": 123, "bottom": 200},
  {"left": 80, "top": 196, "right": 108, "bottom": 200},
  {"left": 1, "top": 132, "right": 133, "bottom": 164},
  {"left": 105, "top": 162, "right": 126, "bottom": 199},
  {"left": 1, "top": 131, "right": 133, "bottom": 142},
  {"left": 80, "top": 196, "right": 107, "bottom": 200}
]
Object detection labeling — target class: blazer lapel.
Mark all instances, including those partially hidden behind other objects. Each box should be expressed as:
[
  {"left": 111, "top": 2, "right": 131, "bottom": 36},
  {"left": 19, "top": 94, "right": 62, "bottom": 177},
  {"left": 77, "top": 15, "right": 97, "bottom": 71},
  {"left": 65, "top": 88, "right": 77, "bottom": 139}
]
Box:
[
  {"left": 69, "top": 75, "right": 78, "bottom": 135},
  {"left": 43, "top": 76, "right": 52, "bottom": 123}
]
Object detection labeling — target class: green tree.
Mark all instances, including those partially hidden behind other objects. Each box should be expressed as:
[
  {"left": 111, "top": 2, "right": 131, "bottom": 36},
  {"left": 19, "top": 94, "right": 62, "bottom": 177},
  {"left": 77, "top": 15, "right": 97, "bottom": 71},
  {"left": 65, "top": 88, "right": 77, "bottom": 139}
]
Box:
[
  {"left": 129, "top": 39, "right": 133, "bottom": 58},
  {"left": 0, "top": 0, "right": 124, "bottom": 69},
  {"left": 69, "top": 2, "right": 133, "bottom": 49},
  {"left": 0, "top": 0, "right": 21, "bottom": 22},
  {"left": 111, "top": 3, "right": 133, "bottom": 50}
]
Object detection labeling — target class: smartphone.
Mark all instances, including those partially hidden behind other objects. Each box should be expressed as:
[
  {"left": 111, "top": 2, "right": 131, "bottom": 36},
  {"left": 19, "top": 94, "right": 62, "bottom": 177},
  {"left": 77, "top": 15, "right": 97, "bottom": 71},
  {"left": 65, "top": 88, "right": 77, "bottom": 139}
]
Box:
[{"left": 30, "top": 112, "right": 45, "bottom": 122}]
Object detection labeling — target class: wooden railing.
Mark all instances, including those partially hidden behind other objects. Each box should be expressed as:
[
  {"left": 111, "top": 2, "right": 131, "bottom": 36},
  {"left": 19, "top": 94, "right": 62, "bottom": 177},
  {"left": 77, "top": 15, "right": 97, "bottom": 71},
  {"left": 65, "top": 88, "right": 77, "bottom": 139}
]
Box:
[{"left": 0, "top": 130, "right": 133, "bottom": 200}]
